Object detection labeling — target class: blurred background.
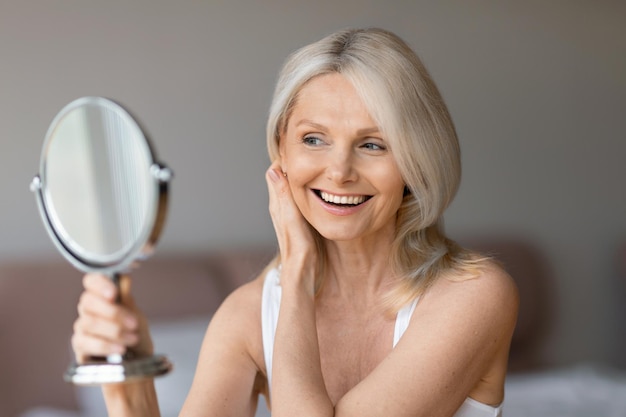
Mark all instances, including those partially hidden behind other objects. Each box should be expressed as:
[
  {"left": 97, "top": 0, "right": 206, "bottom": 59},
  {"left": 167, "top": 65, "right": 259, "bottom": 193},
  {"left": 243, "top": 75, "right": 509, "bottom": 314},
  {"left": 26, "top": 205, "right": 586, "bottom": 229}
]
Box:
[{"left": 1, "top": 1, "right": 625, "bottom": 413}]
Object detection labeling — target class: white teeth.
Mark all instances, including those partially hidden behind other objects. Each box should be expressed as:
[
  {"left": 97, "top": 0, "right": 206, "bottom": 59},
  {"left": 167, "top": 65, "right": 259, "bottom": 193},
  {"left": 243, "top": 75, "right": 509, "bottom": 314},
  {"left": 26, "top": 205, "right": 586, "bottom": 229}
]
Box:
[{"left": 320, "top": 191, "right": 367, "bottom": 205}]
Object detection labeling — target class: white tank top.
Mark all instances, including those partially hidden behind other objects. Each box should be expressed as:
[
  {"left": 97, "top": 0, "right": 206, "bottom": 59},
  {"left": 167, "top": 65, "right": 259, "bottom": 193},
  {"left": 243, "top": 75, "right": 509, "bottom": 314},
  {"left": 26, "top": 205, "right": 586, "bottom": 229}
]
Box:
[{"left": 261, "top": 267, "right": 503, "bottom": 417}]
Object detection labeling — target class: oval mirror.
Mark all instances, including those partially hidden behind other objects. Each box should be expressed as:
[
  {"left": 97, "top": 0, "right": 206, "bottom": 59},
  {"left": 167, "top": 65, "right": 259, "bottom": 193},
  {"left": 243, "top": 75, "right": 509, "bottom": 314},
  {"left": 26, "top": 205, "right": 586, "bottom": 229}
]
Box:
[{"left": 31, "top": 96, "right": 173, "bottom": 384}]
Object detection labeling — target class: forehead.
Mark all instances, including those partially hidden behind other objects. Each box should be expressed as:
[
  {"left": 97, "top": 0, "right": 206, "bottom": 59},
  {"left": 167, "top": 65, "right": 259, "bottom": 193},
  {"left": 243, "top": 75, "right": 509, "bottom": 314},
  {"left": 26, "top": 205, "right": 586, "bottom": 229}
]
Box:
[{"left": 288, "top": 73, "right": 378, "bottom": 129}]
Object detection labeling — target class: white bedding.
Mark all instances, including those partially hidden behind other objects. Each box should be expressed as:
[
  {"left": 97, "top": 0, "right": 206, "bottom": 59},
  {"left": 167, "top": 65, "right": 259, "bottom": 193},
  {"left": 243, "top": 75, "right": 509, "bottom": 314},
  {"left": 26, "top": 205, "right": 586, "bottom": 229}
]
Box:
[
  {"left": 504, "top": 365, "right": 626, "bottom": 417},
  {"left": 20, "top": 317, "right": 626, "bottom": 417}
]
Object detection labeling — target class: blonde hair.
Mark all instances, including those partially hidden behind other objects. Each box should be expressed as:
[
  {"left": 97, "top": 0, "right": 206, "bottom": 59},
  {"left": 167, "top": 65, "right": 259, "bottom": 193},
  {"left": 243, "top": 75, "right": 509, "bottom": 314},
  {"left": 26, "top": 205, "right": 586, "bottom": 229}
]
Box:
[{"left": 266, "top": 28, "right": 485, "bottom": 310}]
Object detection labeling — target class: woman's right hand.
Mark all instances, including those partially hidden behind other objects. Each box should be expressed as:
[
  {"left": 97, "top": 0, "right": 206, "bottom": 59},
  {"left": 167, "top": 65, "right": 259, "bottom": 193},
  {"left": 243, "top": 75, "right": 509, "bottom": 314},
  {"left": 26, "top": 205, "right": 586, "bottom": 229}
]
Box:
[{"left": 71, "top": 273, "right": 153, "bottom": 364}]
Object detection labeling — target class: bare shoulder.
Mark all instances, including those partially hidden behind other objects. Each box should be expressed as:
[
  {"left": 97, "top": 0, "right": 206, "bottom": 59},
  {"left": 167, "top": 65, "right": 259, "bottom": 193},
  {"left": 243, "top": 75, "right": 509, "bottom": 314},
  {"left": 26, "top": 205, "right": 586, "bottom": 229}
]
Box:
[
  {"left": 213, "top": 272, "right": 265, "bottom": 322},
  {"left": 458, "top": 258, "right": 518, "bottom": 305},
  {"left": 442, "top": 258, "right": 516, "bottom": 299},
  {"left": 476, "top": 259, "right": 519, "bottom": 312},
  {"left": 194, "top": 269, "right": 268, "bottom": 373},
  {"left": 421, "top": 258, "right": 519, "bottom": 333},
  {"left": 207, "top": 272, "right": 266, "bottom": 349}
]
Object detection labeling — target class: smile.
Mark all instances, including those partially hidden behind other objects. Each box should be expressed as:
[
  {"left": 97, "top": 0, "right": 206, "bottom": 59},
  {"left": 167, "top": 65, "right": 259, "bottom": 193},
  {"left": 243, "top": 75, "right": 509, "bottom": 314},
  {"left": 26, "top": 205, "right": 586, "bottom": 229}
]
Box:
[{"left": 316, "top": 190, "right": 371, "bottom": 206}]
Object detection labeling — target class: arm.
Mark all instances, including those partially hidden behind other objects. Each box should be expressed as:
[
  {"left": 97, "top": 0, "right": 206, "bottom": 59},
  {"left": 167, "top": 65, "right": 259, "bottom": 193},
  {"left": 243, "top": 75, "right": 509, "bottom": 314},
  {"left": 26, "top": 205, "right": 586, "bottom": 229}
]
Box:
[
  {"left": 179, "top": 280, "right": 265, "bottom": 417},
  {"left": 265, "top": 164, "right": 333, "bottom": 416},
  {"left": 72, "top": 274, "right": 265, "bottom": 417},
  {"left": 271, "top": 261, "right": 333, "bottom": 416},
  {"left": 336, "top": 265, "right": 518, "bottom": 417}
]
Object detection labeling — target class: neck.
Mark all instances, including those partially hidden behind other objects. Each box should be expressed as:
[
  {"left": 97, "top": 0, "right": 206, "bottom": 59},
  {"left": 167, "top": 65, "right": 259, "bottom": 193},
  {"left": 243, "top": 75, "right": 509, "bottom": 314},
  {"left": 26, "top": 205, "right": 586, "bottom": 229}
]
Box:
[{"left": 322, "top": 229, "right": 397, "bottom": 302}]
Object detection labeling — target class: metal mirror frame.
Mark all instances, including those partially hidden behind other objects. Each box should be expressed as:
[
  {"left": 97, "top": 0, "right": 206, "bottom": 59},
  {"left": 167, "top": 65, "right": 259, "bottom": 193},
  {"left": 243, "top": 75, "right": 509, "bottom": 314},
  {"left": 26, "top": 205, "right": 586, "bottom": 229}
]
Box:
[{"left": 31, "top": 96, "right": 173, "bottom": 385}]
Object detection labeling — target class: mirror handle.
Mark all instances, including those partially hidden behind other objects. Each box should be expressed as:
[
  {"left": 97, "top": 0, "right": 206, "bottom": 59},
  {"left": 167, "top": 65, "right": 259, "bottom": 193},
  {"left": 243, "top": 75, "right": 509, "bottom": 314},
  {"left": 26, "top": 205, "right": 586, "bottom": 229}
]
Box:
[{"left": 106, "top": 273, "right": 133, "bottom": 363}]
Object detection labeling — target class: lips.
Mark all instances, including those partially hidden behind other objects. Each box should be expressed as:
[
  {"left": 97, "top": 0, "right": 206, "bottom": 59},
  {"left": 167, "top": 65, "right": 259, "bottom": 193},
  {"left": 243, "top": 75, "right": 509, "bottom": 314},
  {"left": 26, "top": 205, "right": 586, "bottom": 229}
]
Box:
[{"left": 316, "top": 190, "right": 371, "bottom": 206}]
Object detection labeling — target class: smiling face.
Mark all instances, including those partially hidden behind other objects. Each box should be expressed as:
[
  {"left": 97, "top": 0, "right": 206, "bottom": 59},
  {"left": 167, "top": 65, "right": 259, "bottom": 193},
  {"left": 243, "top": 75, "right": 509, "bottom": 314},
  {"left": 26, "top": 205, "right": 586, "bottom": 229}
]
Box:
[{"left": 278, "top": 73, "right": 405, "bottom": 244}]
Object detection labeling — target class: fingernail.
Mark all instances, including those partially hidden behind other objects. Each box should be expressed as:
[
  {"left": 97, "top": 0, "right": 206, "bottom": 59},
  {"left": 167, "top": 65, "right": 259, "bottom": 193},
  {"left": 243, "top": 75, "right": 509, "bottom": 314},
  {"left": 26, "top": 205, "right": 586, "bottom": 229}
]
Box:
[
  {"left": 268, "top": 168, "right": 281, "bottom": 182},
  {"left": 104, "top": 287, "right": 116, "bottom": 300}
]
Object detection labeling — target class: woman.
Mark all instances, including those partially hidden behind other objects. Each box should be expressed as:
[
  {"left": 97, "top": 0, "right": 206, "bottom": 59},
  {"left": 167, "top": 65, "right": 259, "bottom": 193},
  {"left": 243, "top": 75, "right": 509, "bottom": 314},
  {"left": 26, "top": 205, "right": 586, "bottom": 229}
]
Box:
[{"left": 73, "top": 28, "right": 518, "bottom": 417}]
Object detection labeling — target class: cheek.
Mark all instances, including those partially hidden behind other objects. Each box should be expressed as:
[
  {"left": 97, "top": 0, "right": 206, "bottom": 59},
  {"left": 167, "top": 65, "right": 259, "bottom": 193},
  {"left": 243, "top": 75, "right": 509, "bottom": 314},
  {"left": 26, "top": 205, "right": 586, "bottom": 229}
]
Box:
[
  {"left": 287, "top": 170, "right": 313, "bottom": 205},
  {"left": 287, "top": 179, "right": 317, "bottom": 226},
  {"left": 382, "top": 174, "right": 406, "bottom": 210},
  {"left": 284, "top": 150, "right": 319, "bottom": 180},
  {"left": 280, "top": 141, "right": 300, "bottom": 174},
  {"left": 284, "top": 159, "right": 319, "bottom": 217},
  {"left": 384, "top": 185, "right": 405, "bottom": 211},
  {"left": 373, "top": 164, "right": 405, "bottom": 195}
]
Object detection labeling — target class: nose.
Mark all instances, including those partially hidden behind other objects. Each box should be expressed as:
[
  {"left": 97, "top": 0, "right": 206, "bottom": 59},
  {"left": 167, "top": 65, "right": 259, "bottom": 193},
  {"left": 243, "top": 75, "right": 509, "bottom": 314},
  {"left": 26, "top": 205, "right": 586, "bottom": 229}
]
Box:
[{"left": 326, "top": 146, "right": 357, "bottom": 184}]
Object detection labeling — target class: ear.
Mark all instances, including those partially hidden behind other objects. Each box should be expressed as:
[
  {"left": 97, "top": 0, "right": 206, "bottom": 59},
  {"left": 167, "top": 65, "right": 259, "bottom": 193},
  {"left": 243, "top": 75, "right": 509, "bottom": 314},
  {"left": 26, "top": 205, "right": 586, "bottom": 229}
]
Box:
[{"left": 278, "top": 134, "right": 287, "bottom": 172}]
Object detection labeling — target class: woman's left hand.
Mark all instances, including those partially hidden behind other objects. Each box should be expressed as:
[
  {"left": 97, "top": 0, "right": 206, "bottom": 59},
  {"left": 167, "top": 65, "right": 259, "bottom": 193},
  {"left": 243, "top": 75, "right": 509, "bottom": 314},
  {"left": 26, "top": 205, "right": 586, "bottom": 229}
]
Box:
[{"left": 265, "top": 161, "right": 318, "bottom": 291}]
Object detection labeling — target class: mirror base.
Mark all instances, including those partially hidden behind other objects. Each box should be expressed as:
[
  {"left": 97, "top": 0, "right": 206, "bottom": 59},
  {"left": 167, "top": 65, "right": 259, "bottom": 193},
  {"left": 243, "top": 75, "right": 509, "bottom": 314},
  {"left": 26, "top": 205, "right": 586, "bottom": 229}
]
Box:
[{"left": 64, "top": 354, "right": 172, "bottom": 385}]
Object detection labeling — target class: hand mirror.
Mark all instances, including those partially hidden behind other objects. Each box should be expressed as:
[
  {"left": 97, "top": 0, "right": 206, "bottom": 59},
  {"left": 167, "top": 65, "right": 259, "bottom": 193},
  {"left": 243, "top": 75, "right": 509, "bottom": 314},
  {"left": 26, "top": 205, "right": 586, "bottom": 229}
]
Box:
[{"left": 31, "top": 96, "right": 173, "bottom": 385}]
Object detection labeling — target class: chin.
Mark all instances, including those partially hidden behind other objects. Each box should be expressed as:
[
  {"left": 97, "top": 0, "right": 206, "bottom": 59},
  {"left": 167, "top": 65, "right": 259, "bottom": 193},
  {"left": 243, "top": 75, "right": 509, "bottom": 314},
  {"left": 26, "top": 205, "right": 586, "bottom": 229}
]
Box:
[{"left": 313, "top": 224, "right": 371, "bottom": 243}]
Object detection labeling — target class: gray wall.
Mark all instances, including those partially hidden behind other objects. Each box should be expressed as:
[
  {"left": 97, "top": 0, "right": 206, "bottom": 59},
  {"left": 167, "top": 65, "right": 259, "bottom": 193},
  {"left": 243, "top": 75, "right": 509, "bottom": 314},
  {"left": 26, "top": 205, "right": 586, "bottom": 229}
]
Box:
[{"left": 1, "top": 1, "right": 625, "bottom": 368}]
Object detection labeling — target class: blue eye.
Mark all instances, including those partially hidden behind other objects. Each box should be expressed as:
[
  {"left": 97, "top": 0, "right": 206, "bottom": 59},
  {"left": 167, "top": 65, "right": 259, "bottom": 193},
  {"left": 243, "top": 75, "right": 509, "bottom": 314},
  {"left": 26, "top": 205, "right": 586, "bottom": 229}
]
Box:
[
  {"left": 362, "top": 142, "right": 385, "bottom": 151},
  {"left": 303, "top": 136, "right": 324, "bottom": 146}
]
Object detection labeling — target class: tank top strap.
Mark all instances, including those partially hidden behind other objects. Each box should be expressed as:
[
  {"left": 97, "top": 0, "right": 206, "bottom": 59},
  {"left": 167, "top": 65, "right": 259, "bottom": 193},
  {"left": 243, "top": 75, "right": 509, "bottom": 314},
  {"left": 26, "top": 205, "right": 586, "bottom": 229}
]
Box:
[
  {"left": 393, "top": 297, "right": 419, "bottom": 347},
  {"left": 261, "top": 267, "right": 281, "bottom": 388}
]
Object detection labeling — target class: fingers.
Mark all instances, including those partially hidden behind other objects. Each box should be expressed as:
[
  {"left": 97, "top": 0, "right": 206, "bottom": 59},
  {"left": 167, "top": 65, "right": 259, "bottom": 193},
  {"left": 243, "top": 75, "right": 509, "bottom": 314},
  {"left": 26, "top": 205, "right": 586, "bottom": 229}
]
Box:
[
  {"left": 266, "top": 162, "right": 288, "bottom": 200},
  {"left": 71, "top": 322, "right": 127, "bottom": 362},
  {"left": 266, "top": 162, "right": 318, "bottom": 259},
  {"left": 266, "top": 162, "right": 299, "bottom": 221},
  {"left": 266, "top": 162, "right": 283, "bottom": 184},
  {"left": 266, "top": 163, "right": 293, "bottom": 233},
  {"left": 72, "top": 273, "right": 141, "bottom": 363},
  {"left": 77, "top": 289, "right": 139, "bottom": 332},
  {"left": 79, "top": 274, "right": 138, "bottom": 328},
  {"left": 83, "top": 273, "right": 118, "bottom": 301}
]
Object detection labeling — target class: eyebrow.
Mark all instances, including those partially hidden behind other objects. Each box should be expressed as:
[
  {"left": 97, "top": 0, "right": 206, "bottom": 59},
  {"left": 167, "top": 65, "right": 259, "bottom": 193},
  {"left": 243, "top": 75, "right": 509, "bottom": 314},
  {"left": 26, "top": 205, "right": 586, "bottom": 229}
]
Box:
[{"left": 295, "top": 119, "right": 381, "bottom": 136}]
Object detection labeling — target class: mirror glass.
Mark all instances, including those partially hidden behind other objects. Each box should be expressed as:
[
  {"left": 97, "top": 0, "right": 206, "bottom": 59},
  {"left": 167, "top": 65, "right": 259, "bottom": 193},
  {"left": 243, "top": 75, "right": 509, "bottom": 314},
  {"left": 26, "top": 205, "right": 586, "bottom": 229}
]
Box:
[{"left": 45, "top": 101, "right": 152, "bottom": 263}]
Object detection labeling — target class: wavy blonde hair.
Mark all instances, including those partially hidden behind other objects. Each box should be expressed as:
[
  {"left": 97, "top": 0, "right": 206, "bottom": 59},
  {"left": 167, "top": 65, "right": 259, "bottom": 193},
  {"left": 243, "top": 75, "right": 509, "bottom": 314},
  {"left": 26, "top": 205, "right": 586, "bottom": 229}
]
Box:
[{"left": 266, "top": 28, "right": 485, "bottom": 310}]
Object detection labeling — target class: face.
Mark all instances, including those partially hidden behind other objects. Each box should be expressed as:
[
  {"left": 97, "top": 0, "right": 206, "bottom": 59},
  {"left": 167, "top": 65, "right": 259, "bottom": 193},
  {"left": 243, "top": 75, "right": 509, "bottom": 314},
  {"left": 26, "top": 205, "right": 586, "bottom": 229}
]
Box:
[{"left": 279, "top": 73, "right": 405, "bottom": 244}]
